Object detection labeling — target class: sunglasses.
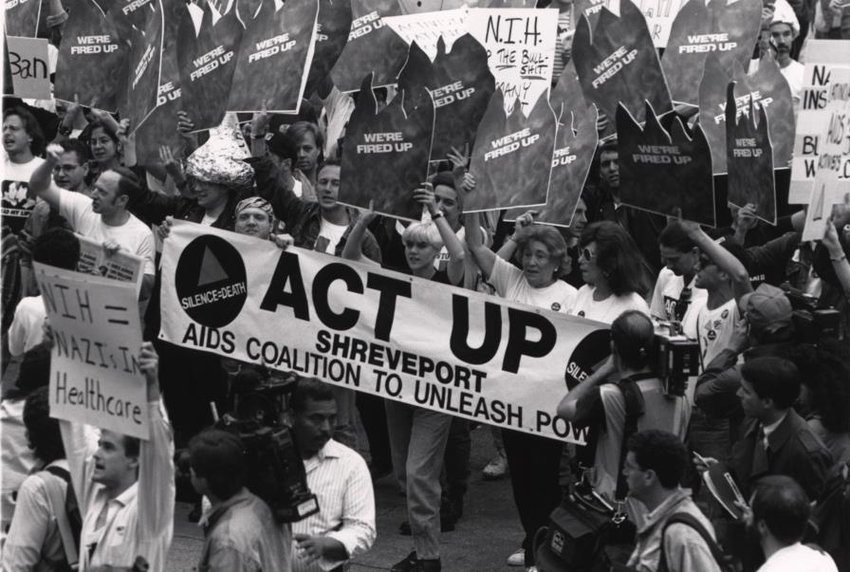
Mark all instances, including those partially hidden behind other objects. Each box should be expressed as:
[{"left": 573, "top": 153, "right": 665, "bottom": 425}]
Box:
[{"left": 579, "top": 247, "right": 596, "bottom": 262}]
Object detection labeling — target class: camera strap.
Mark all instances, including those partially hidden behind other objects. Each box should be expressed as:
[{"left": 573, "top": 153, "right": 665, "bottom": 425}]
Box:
[{"left": 613, "top": 374, "right": 650, "bottom": 502}]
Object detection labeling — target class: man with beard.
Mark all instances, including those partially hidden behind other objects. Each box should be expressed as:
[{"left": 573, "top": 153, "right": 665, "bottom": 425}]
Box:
[{"left": 771, "top": 0, "right": 805, "bottom": 106}]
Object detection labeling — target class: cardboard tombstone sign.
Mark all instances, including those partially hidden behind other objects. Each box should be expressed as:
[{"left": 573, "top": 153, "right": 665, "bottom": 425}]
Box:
[
  {"left": 304, "top": 0, "right": 352, "bottom": 97},
  {"left": 617, "top": 102, "right": 715, "bottom": 225},
  {"left": 339, "top": 74, "right": 435, "bottom": 221},
  {"left": 4, "top": 0, "right": 41, "bottom": 37},
  {"left": 227, "top": 0, "right": 318, "bottom": 113},
  {"left": 384, "top": 8, "right": 468, "bottom": 61},
  {"left": 661, "top": 0, "right": 761, "bottom": 107},
  {"left": 465, "top": 89, "right": 558, "bottom": 213},
  {"left": 55, "top": 0, "right": 129, "bottom": 110},
  {"left": 397, "top": 36, "right": 495, "bottom": 160},
  {"left": 118, "top": 0, "right": 163, "bottom": 136},
  {"left": 550, "top": 58, "right": 586, "bottom": 118},
  {"left": 106, "top": 0, "right": 157, "bottom": 43},
  {"left": 572, "top": 0, "right": 691, "bottom": 48},
  {"left": 725, "top": 82, "right": 776, "bottom": 224},
  {"left": 176, "top": 2, "right": 243, "bottom": 132},
  {"left": 330, "top": 0, "right": 409, "bottom": 92},
  {"left": 572, "top": 0, "right": 672, "bottom": 136},
  {"left": 506, "top": 102, "right": 599, "bottom": 227},
  {"left": 699, "top": 54, "right": 795, "bottom": 175}
]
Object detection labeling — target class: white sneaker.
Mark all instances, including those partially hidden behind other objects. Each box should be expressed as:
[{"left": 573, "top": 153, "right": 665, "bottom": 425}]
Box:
[
  {"left": 483, "top": 452, "right": 508, "bottom": 480},
  {"left": 506, "top": 548, "right": 524, "bottom": 567}
]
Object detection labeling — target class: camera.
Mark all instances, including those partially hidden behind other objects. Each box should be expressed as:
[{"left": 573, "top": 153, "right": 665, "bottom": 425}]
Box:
[
  {"left": 781, "top": 286, "right": 842, "bottom": 345},
  {"left": 654, "top": 322, "right": 700, "bottom": 397}
]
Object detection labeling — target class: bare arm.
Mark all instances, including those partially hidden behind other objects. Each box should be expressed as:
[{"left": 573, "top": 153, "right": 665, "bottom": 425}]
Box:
[
  {"left": 684, "top": 221, "right": 753, "bottom": 301},
  {"left": 414, "top": 184, "right": 465, "bottom": 284},
  {"left": 557, "top": 358, "right": 616, "bottom": 421},
  {"left": 27, "top": 144, "right": 63, "bottom": 209},
  {"left": 823, "top": 220, "right": 850, "bottom": 301}
]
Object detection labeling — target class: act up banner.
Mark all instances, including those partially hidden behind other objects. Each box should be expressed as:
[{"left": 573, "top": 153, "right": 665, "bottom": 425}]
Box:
[
  {"left": 159, "top": 221, "right": 611, "bottom": 444},
  {"left": 34, "top": 263, "right": 149, "bottom": 440}
]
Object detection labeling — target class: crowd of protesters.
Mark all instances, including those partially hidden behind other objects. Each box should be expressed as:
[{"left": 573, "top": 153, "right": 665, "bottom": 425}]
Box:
[{"left": 2, "top": 0, "right": 850, "bottom": 571}]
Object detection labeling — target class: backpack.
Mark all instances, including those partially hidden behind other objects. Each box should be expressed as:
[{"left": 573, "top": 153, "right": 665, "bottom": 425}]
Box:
[
  {"left": 657, "top": 512, "right": 737, "bottom": 572},
  {"left": 35, "top": 465, "right": 82, "bottom": 571},
  {"left": 813, "top": 460, "right": 850, "bottom": 572}
]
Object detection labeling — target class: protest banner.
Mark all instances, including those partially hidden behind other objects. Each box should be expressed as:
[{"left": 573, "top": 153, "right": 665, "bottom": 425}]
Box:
[
  {"left": 159, "top": 221, "right": 612, "bottom": 444},
  {"left": 397, "top": 36, "right": 495, "bottom": 160},
  {"left": 4, "top": 0, "right": 41, "bottom": 37},
  {"left": 118, "top": 0, "right": 163, "bottom": 135},
  {"left": 227, "top": 0, "right": 319, "bottom": 113},
  {"left": 467, "top": 7, "right": 558, "bottom": 116},
  {"left": 465, "top": 89, "right": 557, "bottom": 213},
  {"left": 330, "top": 0, "right": 409, "bottom": 92},
  {"left": 699, "top": 54, "right": 795, "bottom": 176},
  {"left": 661, "top": 0, "right": 761, "bottom": 107},
  {"left": 339, "top": 74, "right": 435, "bottom": 220},
  {"left": 618, "top": 102, "right": 715, "bottom": 225},
  {"left": 34, "top": 262, "right": 149, "bottom": 440},
  {"left": 572, "top": 0, "right": 672, "bottom": 136},
  {"left": 304, "top": 0, "right": 352, "bottom": 97},
  {"left": 176, "top": 1, "right": 243, "bottom": 132},
  {"left": 5, "top": 36, "right": 50, "bottom": 99},
  {"left": 726, "top": 83, "right": 776, "bottom": 224},
  {"left": 384, "top": 8, "right": 468, "bottom": 61},
  {"left": 790, "top": 40, "right": 850, "bottom": 204},
  {"left": 573, "top": 0, "right": 688, "bottom": 48},
  {"left": 75, "top": 234, "right": 145, "bottom": 295},
  {"left": 802, "top": 69, "right": 850, "bottom": 241},
  {"left": 55, "top": 0, "right": 129, "bottom": 111}
]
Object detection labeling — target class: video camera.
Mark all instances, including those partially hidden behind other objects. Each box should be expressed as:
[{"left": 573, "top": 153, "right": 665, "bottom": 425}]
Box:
[
  {"left": 653, "top": 322, "right": 701, "bottom": 397},
  {"left": 781, "top": 285, "right": 842, "bottom": 345}
]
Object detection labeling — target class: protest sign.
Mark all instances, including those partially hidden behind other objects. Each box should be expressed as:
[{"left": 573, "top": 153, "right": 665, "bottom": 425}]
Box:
[
  {"left": 790, "top": 40, "right": 850, "bottom": 204},
  {"left": 802, "top": 69, "right": 850, "bottom": 241},
  {"left": 159, "top": 221, "right": 612, "bottom": 444},
  {"left": 118, "top": 0, "right": 163, "bottom": 135},
  {"left": 55, "top": 0, "right": 129, "bottom": 111},
  {"left": 465, "top": 89, "right": 557, "bottom": 213},
  {"left": 618, "top": 102, "right": 715, "bottom": 225},
  {"left": 176, "top": 1, "right": 243, "bottom": 132},
  {"left": 106, "top": 0, "right": 156, "bottom": 43},
  {"left": 34, "top": 263, "right": 149, "bottom": 440},
  {"left": 330, "top": 0, "right": 409, "bottom": 92},
  {"left": 75, "top": 234, "right": 145, "bottom": 295},
  {"left": 572, "top": 0, "right": 672, "bottom": 135},
  {"left": 1, "top": 180, "right": 37, "bottom": 234},
  {"left": 384, "top": 8, "right": 468, "bottom": 61},
  {"left": 339, "top": 74, "right": 435, "bottom": 220},
  {"left": 699, "top": 54, "right": 795, "bottom": 176},
  {"left": 397, "top": 35, "right": 495, "bottom": 160},
  {"left": 5, "top": 36, "right": 50, "bottom": 99},
  {"left": 726, "top": 83, "right": 776, "bottom": 224},
  {"left": 4, "top": 0, "right": 41, "bottom": 37},
  {"left": 304, "top": 0, "right": 352, "bottom": 97},
  {"left": 661, "top": 0, "right": 761, "bottom": 107},
  {"left": 572, "top": 0, "right": 688, "bottom": 48},
  {"left": 227, "top": 0, "right": 319, "bottom": 113},
  {"left": 467, "top": 7, "right": 558, "bottom": 116}
]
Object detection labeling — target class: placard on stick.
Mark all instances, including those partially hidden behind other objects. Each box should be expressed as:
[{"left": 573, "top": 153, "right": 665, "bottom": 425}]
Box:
[
  {"left": 4, "top": 0, "right": 42, "bottom": 37},
  {"left": 304, "top": 0, "right": 352, "bottom": 97},
  {"left": 34, "top": 263, "right": 149, "bottom": 440},
  {"left": 5, "top": 36, "right": 50, "bottom": 99},
  {"left": 572, "top": 0, "right": 689, "bottom": 48},
  {"left": 119, "top": 0, "right": 164, "bottom": 135},
  {"left": 384, "top": 7, "right": 468, "bottom": 60}
]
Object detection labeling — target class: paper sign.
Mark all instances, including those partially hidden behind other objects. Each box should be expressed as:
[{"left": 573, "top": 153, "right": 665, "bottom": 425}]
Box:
[
  {"left": 34, "top": 263, "right": 149, "bottom": 440},
  {"left": 339, "top": 74, "right": 435, "bottom": 220},
  {"left": 304, "top": 0, "right": 352, "bottom": 97},
  {"left": 384, "top": 7, "right": 469, "bottom": 60},
  {"left": 397, "top": 35, "right": 495, "bottom": 160},
  {"left": 75, "top": 234, "right": 145, "bottom": 294},
  {"left": 5, "top": 36, "right": 50, "bottom": 99},
  {"left": 176, "top": 2, "right": 243, "bottom": 132},
  {"left": 661, "top": 0, "right": 761, "bottom": 106},
  {"left": 227, "top": 0, "right": 319, "bottom": 113},
  {"left": 467, "top": 7, "right": 558, "bottom": 116},
  {"left": 159, "top": 221, "right": 612, "bottom": 443},
  {"left": 790, "top": 40, "right": 850, "bottom": 204},
  {"left": 4, "top": 0, "right": 41, "bottom": 37},
  {"left": 329, "top": 0, "right": 409, "bottom": 92},
  {"left": 618, "top": 102, "right": 715, "bottom": 225},
  {"left": 572, "top": 1, "right": 672, "bottom": 134},
  {"left": 699, "top": 54, "right": 795, "bottom": 175},
  {"left": 55, "top": 0, "right": 129, "bottom": 111},
  {"left": 466, "top": 89, "right": 557, "bottom": 212},
  {"left": 726, "top": 82, "right": 776, "bottom": 224},
  {"left": 573, "top": 0, "right": 689, "bottom": 48},
  {"left": 119, "top": 0, "right": 163, "bottom": 135}
]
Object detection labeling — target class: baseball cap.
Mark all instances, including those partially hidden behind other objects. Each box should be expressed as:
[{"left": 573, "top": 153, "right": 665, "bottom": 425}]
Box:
[{"left": 739, "top": 284, "right": 793, "bottom": 335}]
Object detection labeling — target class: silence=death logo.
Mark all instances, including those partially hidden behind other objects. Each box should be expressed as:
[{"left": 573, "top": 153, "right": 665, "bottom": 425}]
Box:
[{"left": 175, "top": 235, "right": 247, "bottom": 328}]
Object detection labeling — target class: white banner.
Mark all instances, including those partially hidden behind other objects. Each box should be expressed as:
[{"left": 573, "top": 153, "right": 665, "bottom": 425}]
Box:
[
  {"left": 34, "top": 263, "right": 149, "bottom": 440},
  {"left": 159, "top": 222, "right": 611, "bottom": 444},
  {"left": 75, "top": 234, "right": 145, "bottom": 295}
]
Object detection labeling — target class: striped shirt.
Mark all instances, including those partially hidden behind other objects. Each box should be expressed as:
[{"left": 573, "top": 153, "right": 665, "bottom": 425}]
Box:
[{"left": 292, "top": 439, "right": 376, "bottom": 572}]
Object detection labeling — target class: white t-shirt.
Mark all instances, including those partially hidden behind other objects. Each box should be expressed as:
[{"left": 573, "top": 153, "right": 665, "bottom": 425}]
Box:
[
  {"left": 2, "top": 155, "right": 44, "bottom": 232},
  {"left": 316, "top": 218, "right": 348, "bottom": 255},
  {"left": 570, "top": 285, "right": 650, "bottom": 324},
  {"left": 780, "top": 60, "right": 805, "bottom": 108},
  {"left": 757, "top": 543, "right": 838, "bottom": 572},
  {"left": 7, "top": 295, "right": 46, "bottom": 358},
  {"left": 693, "top": 297, "right": 740, "bottom": 368},
  {"left": 58, "top": 189, "right": 156, "bottom": 275},
  {"left": 489, "top": 256, "right": 577, "bottom": 313},
  {"left": 650, "top": 268, "right": 707, "bottom": 338}
]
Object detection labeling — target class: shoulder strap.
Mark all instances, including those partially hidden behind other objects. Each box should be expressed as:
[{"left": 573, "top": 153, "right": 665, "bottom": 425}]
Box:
[
  {"left": 35, "top": 468, "right": 79, "bottom": 569},
  {"left": 613, "top": 376, "right": 647, "bottom": 501},
  {"left": 657, "top": 512, "right": 726, "bottom": 572}
]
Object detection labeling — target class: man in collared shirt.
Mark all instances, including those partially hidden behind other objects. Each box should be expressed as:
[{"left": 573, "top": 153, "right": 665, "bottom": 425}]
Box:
[
  {"left": 290, "top": 378, "right": 376, "bottom": 572},
  {"left": 59, "top": 343, "right": 175, "bottom": 571}
]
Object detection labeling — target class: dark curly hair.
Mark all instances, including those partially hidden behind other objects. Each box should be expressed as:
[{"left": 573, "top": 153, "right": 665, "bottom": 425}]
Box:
[{"left": 580, "top": 221, "right": 652, "bottom": 297}]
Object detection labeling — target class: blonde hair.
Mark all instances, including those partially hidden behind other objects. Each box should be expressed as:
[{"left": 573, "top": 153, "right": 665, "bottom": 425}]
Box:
[{"left": 403, "top": 222, "right": 443, "bottom": 249}]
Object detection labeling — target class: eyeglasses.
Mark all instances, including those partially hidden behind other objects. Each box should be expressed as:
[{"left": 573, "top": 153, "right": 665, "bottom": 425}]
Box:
[{"left": 579, "top": 247, "right": 596, "bottom": 262}]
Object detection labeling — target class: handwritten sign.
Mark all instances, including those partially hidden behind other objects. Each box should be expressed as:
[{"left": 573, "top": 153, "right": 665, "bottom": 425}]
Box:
[
  {"left": 34, "top": 263, "right": 149, "bottom": 440},
  {"left": 75, "top": 234, "right": 145, "bottom": 295},
  {"left": 384, "top": 7, "right": 469, "bottom": 60},
  {"left": 5, "top": 36, "right": 50, "bottom": 99},
  {"left": 573, "top": 0, "right": 688, "bottom": 48}
]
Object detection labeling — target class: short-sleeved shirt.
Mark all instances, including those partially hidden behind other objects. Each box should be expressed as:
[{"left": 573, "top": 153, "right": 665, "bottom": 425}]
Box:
[
  {"left": 650, "top": 268, "right": 706, "bottom": 337},
  {"left": 58, "top": 188, "right": 155, "bottom": 275},
  {"left": 7, "top": 295, "right": 45, "bottom": 357},
  {"left": 570, "top": 285, "right": 650, "bottom": 324},
  {"left": 489, "top": 255, "right": 577, "bottom": 313},
  {"left": 692, "top": 298, "right": 739, "bottom": 368}
]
